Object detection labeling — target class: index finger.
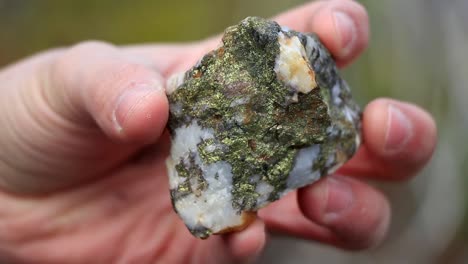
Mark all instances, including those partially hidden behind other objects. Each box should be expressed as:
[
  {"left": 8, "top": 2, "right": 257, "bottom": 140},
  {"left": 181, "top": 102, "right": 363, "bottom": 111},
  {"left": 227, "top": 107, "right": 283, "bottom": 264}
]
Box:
[{"left": 123, "top": 0, "right": 370, "bottom": 75}]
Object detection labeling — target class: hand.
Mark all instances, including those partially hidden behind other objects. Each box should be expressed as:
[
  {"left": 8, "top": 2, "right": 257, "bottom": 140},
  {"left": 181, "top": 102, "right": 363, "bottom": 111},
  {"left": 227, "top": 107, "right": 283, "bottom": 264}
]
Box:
[{"left": 0, "top": 0, "right": 436, "bottom": 263}]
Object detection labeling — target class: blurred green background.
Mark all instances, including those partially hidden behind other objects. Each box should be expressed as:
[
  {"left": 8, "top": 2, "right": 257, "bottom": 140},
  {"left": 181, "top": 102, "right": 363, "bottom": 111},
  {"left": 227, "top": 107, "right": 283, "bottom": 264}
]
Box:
[{"left": 0, "top": 0, "right": 466, "bottom": 263}]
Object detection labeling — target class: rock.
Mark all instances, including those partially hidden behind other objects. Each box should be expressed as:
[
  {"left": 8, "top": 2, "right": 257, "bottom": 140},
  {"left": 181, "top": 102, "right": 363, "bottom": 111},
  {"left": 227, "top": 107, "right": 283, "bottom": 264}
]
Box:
[{"left": 165, "top": 17, "right": 361, "bottom": 239}]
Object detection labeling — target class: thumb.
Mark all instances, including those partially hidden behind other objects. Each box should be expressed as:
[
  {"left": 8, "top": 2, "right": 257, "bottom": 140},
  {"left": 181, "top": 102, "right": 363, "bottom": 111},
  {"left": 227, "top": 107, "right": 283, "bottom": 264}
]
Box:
[
  {"left": 0, "top": 41, "right": 168, "bottom": 194},
  {"left": 49, "top": 41, "right": 168, "bottom": 143}
]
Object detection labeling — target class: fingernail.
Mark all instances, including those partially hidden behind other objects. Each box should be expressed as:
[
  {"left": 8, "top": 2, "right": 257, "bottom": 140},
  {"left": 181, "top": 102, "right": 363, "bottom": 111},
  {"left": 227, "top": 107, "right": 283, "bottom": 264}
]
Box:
[
  {"left": 384, "top": 104, "right": 413, "bottom": 153},
  {"left": 113, "top": 86, "right": 160, "bottom": 133},
  {"left": 333, "top": 10, "right": 357, "bottom": 57},
  {"left": 323, "top": 177, "right": 354, "bottom": 223}
]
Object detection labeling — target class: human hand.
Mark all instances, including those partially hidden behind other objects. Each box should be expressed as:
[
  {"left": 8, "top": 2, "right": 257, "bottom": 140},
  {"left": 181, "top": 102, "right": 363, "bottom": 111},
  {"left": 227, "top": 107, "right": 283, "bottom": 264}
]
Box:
[{"left": 0, "top": 0, "right": 436, "bottom": 263}]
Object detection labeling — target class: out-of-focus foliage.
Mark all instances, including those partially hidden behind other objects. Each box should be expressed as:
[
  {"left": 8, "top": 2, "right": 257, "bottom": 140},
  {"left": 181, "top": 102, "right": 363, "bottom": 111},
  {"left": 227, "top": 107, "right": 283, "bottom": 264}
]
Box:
[{"left": 0, "top": 0, "right": 466, "bottom": 263}]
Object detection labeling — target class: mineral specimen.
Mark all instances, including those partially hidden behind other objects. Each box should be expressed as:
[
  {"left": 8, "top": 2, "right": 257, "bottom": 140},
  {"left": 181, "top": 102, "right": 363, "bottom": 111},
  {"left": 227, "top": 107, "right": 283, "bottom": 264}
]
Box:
[{"left": 166, "top": 17, "right": 361, "bottom": 239}]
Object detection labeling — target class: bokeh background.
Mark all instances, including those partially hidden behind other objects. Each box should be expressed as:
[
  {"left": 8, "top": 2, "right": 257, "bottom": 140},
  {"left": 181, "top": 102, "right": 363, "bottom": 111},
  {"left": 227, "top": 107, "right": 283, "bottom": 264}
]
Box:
[{"left": 0, "top": 0, "right": 466, "bottom": 263}]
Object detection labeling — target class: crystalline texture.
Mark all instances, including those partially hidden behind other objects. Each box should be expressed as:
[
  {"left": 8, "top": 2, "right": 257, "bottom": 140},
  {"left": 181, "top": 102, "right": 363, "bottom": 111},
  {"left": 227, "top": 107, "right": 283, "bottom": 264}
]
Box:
[{"left": 166, "top": 17, "right": 361, "bottom": 239}]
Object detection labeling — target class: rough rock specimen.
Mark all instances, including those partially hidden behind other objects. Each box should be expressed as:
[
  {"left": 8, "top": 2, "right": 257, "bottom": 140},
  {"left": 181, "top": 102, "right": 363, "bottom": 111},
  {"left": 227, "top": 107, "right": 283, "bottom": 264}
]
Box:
[{"left": 166, "top": 17, "right": 361, "bottom": 239}]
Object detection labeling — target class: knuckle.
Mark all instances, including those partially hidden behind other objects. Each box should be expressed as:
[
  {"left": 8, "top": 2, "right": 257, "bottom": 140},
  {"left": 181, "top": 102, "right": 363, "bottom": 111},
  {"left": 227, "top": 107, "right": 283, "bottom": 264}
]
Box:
[
  {"left": 68, "top": 40, "right": 115, "bottom": 55},
  {"left": 51, "top": 40, "right": 117, "bottom": 85},
  {"left": 56, "top": 40, "right": 115, "bottom": 68}
]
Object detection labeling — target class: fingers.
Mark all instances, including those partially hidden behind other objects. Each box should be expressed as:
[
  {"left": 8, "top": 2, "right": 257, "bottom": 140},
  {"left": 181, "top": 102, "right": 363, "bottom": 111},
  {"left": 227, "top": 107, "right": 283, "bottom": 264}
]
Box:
[
  {"left": 198, "top": 0, "right": 369, "bottom": 67},
  {"left": 51, "top": 41, "right": 168, "bottom": 143},
  {"left": 273, "top": 0, "right": 369, "bottom": 67},
  {"left": 123, "top": 0, "right": 370, "bottom": 75},
  {"left": 340, "top": 98, "right": 437, "bottom": 181},
  {"left": 297, "top": 175, "right": 390, "bottom": 250},
  {"left": 260, "top": 176, "right": 390, "bottom": 250},
  {"left": 224, "top": 219, "right": 266, "bottom": 263},
  {"left": 258, "top": 97, "right": 435, "bottom": 250}
]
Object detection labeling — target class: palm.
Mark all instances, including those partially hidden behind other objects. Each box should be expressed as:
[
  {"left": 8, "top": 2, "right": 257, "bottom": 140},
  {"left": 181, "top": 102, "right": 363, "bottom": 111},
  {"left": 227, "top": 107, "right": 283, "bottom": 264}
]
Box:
[{"left": 1, "top": 134, "right": 241, "bottom": 263}]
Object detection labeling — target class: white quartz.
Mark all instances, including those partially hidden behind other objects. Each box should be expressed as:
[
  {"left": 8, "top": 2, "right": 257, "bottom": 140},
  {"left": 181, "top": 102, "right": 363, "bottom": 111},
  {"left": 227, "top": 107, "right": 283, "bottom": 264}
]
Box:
[
  {"left": 166, "top": 72, "right": 185, "bottom": 95},
  {"left": 274, "top": 32, "right": 317, "bottom": 99},
  {"left": 166, "top": 119, "right": 244, "bottom": 234},
  {"left": 286, "top": 144, "right": 321, "bottom": 189}
]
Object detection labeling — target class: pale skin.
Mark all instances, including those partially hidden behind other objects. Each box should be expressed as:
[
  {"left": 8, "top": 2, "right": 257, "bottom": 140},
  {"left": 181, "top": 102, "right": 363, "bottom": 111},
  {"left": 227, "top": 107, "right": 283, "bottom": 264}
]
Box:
[{"left": 0, "top": 0, "right": 437, "bottom": 263}]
